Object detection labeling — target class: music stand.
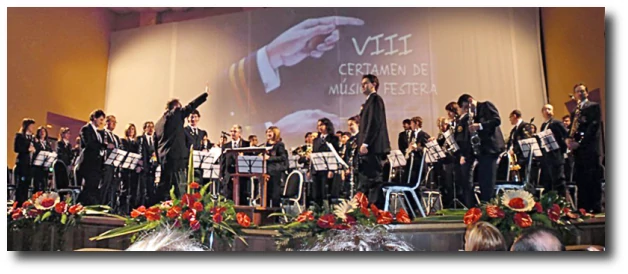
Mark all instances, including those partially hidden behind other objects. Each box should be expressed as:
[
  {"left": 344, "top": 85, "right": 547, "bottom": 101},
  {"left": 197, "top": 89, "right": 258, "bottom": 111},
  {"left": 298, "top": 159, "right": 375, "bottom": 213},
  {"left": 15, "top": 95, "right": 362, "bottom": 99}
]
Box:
[
  {"left": 201, "top": 148, "right": 222, "bottom": 170},
  {"left": 33, "top": 151, "right": 58, "bottom": 170},
  {"left": 192, "top": 150, "right": 208, "bottom": 169},
  {"left": 387, "top": 150, "right": 407, "bottom": 183},
  {"left": 104, "top": 149, "right": 127, "bottom": 167},
  {"left": 288, "top": 155, "right": 303, "bottom": 170},
  {"left": 120, "top": 152, "right": 141, "bottom": 170},
  {"left": 518, "top": 138, "right": 542, "bottom": 188},
  {"left": 224, "top": 147, "right": 269, "bottom": 208},
  {"left": 536, "top": 129, "right": 560, "bottom": 152},
  {"left": 425, "top": 140, "right": 447, "bottom": 164},
  {"left": 203, "top": 164, "right": 221, "bottom": 196},
  {"left": 443, "top": 130, "right": 459, "bottom": 153}
]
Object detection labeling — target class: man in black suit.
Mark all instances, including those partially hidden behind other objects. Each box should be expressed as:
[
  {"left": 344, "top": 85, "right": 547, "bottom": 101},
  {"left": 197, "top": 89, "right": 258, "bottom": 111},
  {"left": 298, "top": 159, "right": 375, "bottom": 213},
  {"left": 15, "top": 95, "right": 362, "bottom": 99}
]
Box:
[
  {"left": 137, "top": 121, "right": 157, "bottom": 206},
  {"left": 566, "top": 83, "right": 603, "bottom": 213},
  {"left": 538, "top": 104, "right": 568, "bottom": 197},
  {"left": 55, "top": 127, "right": 73, "bottom": 189},
  {"left": 457, "top": 94, "right": 505, "bottom": 204},
  {"left": 100, "top": 115, "right": 123, "bottom": 209},
  {"left": 76, "top": 110, "right": 113, "bottom": 205},
  {"left": 311, "top": 118, "right": 341, "bottom": 207},
  {"left": 357, "top": 74, "right": 391, "bottom": 208},
  {"left": 184, "top": 110, "right": 210, "bottom": 151},
  {"left": 398, "top": 119, "right": 412, "bottom": 153},
  {"left": 506, "top": 109, "right": 531, "bottom": 177},
  {"left": 220, "top": 124, "right": 251, "bottom": 204},
  {"left": 455, "top": 106, "right": 475, "bottom": 208},
  {"left": 153, "top": 91, "right": 209, "bottom": 205}
]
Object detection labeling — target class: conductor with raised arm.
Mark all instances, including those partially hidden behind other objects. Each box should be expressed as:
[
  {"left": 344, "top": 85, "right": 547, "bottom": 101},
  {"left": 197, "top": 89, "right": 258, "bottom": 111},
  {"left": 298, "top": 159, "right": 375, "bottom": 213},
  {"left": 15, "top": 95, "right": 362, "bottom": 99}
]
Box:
[
  {"left": 357, "top": 74, "right": 391, "bottom": 208},
  {"left": 152, "top": 88, "right": 209, "bottom": 205}
]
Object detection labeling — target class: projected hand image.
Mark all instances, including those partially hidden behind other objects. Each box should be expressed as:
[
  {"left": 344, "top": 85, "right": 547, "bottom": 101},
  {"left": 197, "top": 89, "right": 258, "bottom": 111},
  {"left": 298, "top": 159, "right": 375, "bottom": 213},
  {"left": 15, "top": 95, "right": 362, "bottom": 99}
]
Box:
[
  {"left": 265, "top": 16, "right": 364, "bottom": 69},
  {"left": 272, "top": 109, "right": 341, "bottom": 135}
]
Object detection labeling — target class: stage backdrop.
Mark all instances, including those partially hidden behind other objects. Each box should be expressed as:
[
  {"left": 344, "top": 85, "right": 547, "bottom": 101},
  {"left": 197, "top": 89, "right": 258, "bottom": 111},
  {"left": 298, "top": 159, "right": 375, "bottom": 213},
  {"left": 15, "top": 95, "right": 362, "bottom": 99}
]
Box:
[{"left": 105, "top": 7, "right": 546, "bottom": 150}]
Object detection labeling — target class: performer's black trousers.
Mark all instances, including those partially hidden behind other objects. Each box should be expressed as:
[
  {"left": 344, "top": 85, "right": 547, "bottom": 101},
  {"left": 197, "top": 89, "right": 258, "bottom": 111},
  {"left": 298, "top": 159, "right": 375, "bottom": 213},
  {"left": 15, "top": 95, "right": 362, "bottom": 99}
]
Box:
[
  {"left": 14, "top": 164, "right": 32, "bottom": 206},
  {"left": 140, "top": 170, "right": 155, "bottom": 207},
  {"left": 539, "top": 158, "right": 567, "bottom": 197},
  {"left": 458, "top": 156, "right": 475, "bottom": 208},
  {"left": 311, "top": 172, "right": 342, "bottom": 207},
  {"left": 32, "top": 168, "right": 48, "bottom": 193},
  {"left": 153, "top": 166, "right": 186, "bottom": 205},
  {"left": 76, "top": 168, "right": 102, "bottom": 206},
  {"left": 357, "top": 153, "right": 387, "bottom": 209},
  {"left": 266, "top": 171, "right": 285, "bottom": 207},
  {"left": 99, "top": 165, "right": 119, "bottom": 209},
  {"left": 477, "top": 153, "right": 499, "bottom": 203},
  {"left": 574, "top": 152, "right": 603, "bottom": 213},
  {"left": 437, "top": 161, "right": 455, "bottom": 208}
]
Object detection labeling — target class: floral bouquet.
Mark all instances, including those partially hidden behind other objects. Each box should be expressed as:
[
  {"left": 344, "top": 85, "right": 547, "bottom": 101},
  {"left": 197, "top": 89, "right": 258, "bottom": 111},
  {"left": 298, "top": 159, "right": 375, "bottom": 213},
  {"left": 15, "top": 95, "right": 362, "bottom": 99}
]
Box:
[
  {"left": 264, "top": 192, "right": 412, "bottom": 250},
  {"left": 89, "top": 182, "right": 251, "bottom": 250},
  {"left": 463, "top": 190, "right": 593, "bottom": 239},
  {"left": 8, "top": 191, "right": 93, "bottom": 228}
]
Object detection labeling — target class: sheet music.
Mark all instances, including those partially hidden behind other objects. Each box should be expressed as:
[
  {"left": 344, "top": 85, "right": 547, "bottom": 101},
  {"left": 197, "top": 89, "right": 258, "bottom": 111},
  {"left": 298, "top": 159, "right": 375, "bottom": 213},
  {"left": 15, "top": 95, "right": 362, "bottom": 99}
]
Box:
[
  {"left": 288, "top": 155, "right": 303, "bottom": 169},
  {"left": 43, "top": 152, "right": 58, "bottom": 168},
  {"left": 200, "top": 147, "right": 222, "bottom": 170},
  {"left": 443, "top": 130, "right": 459, "bottom": 152},
  {"left": 324, "top": 142, "right": 349, "bottom": 169},
  {"left": 202, "top": 164, "right": 221, "bottom": 179},
  {"left": 237, "top": 155, "right": 265, "bottom": 174},
  {"left": 311, "top": 152, "right": 340, "bottom": 171},
  {"left": 518, "top": 138, "right": 542, "bottom": 158},
  {"left": 536, "top": 129, "right": 560, "bottom": 152},
  {"left": 121, "top": 152, "right": 142, "bottom": 169},
  {"left": 425, "top": 140, "right": 446, "bottom": 163},
  {"left": 387, "top": 150, "right": 407, "bottom": 168},
  {"left": 32, "top": 151, "right": 48, "bottom": 167},
  {"left": 105, "top": 148, "right": 127, "bottom": 167}
]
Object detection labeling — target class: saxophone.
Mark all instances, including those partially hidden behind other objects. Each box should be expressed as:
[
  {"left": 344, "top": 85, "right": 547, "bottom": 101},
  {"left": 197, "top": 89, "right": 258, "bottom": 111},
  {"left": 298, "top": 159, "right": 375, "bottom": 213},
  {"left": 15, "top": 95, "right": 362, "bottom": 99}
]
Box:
[
  {"left": 469, "top": 107, "right": 481, "bottom": 155},
  {"left": 569, "top": 99, "right": 583, "bottom": 143}
]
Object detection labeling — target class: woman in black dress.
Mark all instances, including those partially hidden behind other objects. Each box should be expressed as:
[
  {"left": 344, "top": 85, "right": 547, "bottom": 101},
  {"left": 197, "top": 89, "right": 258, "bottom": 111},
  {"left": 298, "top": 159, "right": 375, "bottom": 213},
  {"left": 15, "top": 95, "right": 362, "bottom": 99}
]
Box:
[
  {"left": 13, "top": 118, "right": 36, "bottom": 206},
  {"left": 32, "top": 126, "right": 52, "bottom": 193},
  {"left": 262, "top": 126, "right": 288, "bottom": 207},
  {"left": 121, "top": 123, "right": 141, "bottom": 213}
]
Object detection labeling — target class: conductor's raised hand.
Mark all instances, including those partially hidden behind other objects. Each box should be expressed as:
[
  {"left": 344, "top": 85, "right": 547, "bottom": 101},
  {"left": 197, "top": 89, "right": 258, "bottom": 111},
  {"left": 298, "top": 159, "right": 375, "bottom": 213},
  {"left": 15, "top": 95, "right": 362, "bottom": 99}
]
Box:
[{"left": 265, "top": 16, "right": 364, "bottom": 69}]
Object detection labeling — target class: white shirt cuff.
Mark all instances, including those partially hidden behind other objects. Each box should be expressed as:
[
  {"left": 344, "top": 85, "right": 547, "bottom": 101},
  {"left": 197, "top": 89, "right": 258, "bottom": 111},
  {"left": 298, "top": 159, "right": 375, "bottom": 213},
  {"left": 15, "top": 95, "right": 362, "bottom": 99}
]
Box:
[
  {"left": 479, "top": 123, "right": 483, "bottom": 131},
  {"left": 363, "top": 144, "right": 368, "bottom": 147},
  {"left": 257, "top": 46, "right": 281, "bottom": 93}
]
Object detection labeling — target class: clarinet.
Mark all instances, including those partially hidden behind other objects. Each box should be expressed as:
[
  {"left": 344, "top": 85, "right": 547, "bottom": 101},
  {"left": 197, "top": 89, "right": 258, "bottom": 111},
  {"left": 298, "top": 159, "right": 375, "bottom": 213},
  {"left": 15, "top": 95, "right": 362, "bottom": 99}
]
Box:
[{"left": 469, "top": 107, "right": 481, "bottom": 155}]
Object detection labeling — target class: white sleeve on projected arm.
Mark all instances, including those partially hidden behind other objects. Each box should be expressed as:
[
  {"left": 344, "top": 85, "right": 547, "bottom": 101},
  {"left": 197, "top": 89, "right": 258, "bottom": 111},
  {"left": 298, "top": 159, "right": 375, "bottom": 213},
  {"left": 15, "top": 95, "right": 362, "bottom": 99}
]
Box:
[{"left": 257, "top": 46, "right": 281, "bottom": 93}]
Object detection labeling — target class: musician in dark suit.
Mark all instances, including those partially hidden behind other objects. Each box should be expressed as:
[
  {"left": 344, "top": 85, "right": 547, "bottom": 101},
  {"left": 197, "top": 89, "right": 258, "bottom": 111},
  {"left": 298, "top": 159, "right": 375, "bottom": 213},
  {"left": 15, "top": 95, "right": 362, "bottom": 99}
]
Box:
[
  {"left": 311, "top": 118, "right": 341, "bottom": 207},
  {"left": 76, "top": 110, "right": 113, "bottom": 205},
  {"left": 100, "top": 115, "right": 123, "bottom": 209},
  {"left": 343, "top": 116, "right": 360, "bottom": 197},
  {"left": 32, "top": 126, "right": 52, "bottom": 193},
  {"left": 137, "top": 121, "right": 157, "bottom": 207},
  {"left": 457, "top": 94, "right": 506, "bottom": 204},
  {"left": 404, "top": 116, "right": 431, "bottom": 187},
  {"left": 357, "top": 74, "right": 391, "bottom": 209},
  {"left": 54, "top": 127, "right": 73, "bottom": 189},
  {"left": 120, "top": 123, "right": 141, "bottom": 213},
  {"left": 13, "top": 118, "right": 36, "bottom": 206},
  {"left": 220, "top": 124, "right": 251, "bottom": 203},
  {"left": 506, "top": 110, "right": 532, "bottom": 176},
  {"left": 262, "top": 126, "right": 288, "bottom": 207},
  {"left": 566, "top": 83, "right": 603, "bottom": 213},
  {"left": 538, "top": 104, "right": 568, "bottom": 197},
  {"left": 398, "top": 119, "right": 412, "bottom": 153},
  {"left": 454, "top": 106, "right": 474, "bottom": 208},
  {"left": 153, "top": 91, "right": 209, "bottom": 205},
  {"left": 436, "top": 117, "right": 456, "bottom": 208},
  {"left": 184, "top": 109, "right": 210, "bottom": 184}
]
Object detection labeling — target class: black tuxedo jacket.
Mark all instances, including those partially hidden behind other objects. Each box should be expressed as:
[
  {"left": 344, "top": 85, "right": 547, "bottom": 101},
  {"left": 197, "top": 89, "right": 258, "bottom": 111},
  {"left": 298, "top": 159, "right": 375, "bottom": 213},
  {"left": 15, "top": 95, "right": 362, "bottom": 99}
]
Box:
[
  {"left": 358, "top": 92, "right": 391, "bottom": 155},
  {"left": 473, "top": 101, "right": 506, "bottom": 155},
  {"left": 569, "top": 100, "right": 602, "bottom": 156},
  {"left": 265, "top": 141, "right": 288, "bottom": 174},
  {"left": 409, "top": 129, "right": 431, "bottom": 160},
  {"left": 540, "top": 118, "right": 568, "bottom": 165},
  {"left": 455, "top": 114, "right": 472, "bottom": 159},
  {"left": 77, "top": 123, "right": 107, "bottom": 174},
  {"left": 14, "top": 133, "right": 33, "bottom": 169},
  {"left": 154, "top": 92, "right": 209, "bottom": 170},
  {"left": 398, "top": 130, "right": 411, "bottom": 153},
  {"left": 56, "top": 140, "right": 73, "bottom": 166},
  {"left": 121, "top": 138, "right": 140, "bottom": 153},
  {"left": 137, "top": 135, "right": 158, "bottom": 171},
  {"left": 507, "top": 121, "right": 531, "bottom": 157},
  {"left": 184, "top": 126, "right": 210, "bottom": 151},
  {"left": 220, "top": 139, "right": 251, "bottom": 177},
  {"left": 313, "top": 134, "right": 340, "bottom": 154}
]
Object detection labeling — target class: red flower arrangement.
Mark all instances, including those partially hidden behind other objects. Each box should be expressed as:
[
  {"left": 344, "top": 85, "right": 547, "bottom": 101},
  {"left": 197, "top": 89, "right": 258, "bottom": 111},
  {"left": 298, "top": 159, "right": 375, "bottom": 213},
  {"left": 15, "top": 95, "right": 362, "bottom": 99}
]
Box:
[
  {"left": 463, "top": 190, "right": 593, "bottom": 238},
  {"left": 8, "top": 191, "right": 88, "bottom": 227}
]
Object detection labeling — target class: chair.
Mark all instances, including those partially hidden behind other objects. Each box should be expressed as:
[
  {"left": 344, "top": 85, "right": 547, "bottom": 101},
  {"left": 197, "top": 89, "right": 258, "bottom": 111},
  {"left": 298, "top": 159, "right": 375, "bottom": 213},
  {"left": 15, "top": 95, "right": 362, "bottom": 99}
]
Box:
[
  {"left": 420, "top": 164, "right": 443, "bottom": 214},
  {"left": 383, "top": 148, "right": 427, "bottom": 218},
  {"left": 280, "top": 170, "right": 305, "bottom": 222},
  {"left": 494, "top": 152, "right": 526, "bottom": 196},
  {"left": 52, "top": 160, "right": 80, "bottom": 203}
]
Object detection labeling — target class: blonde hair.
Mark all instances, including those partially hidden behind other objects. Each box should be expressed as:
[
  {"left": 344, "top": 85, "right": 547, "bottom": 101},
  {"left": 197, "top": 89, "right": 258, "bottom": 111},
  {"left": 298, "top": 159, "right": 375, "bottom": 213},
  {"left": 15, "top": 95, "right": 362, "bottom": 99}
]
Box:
[{"left": 464, "top": 221, "right": 507, "bottom": 251}]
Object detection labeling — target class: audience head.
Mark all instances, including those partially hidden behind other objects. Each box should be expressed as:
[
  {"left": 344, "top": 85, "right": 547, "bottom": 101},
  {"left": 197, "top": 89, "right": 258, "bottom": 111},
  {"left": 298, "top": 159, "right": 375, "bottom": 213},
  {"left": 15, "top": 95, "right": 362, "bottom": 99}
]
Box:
[
  {"left": 20, "top": 118, "right": 36, "bottom": 135},
  {"left": 511, "top": 226, "right": 565, "bottom": 251},
  {"left": 464, "top": 221, "right": 507, "bottom": 251},
  {"left": 126, "top": 226, "right": 204, "bottom": 251},
  {"left": 89, "top": 109, "right": 106, "bottom": 128}
]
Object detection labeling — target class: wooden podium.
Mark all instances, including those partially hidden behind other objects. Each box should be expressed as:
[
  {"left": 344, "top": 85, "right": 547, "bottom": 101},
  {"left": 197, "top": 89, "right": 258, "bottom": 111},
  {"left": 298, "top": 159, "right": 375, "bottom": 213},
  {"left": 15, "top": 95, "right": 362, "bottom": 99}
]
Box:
[{"left": 224, "top": 147, "right": 270, "bottom": 209}]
